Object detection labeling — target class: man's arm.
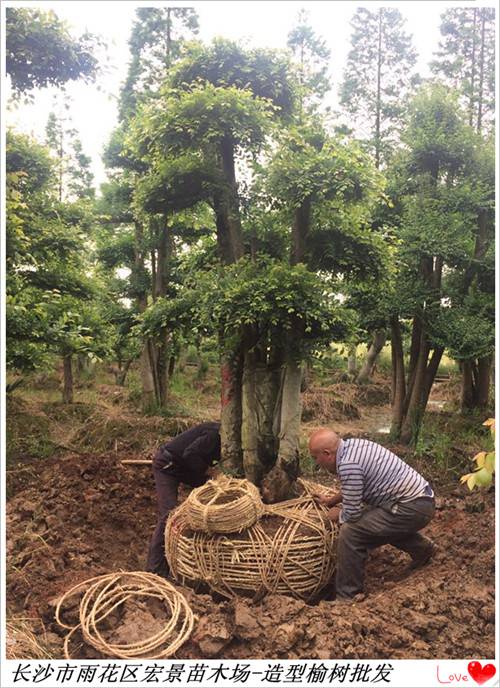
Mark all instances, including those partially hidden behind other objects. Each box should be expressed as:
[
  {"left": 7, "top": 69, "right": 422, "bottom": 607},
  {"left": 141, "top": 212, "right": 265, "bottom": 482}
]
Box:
[{"left": 337, "top": 463, "right": 364, "bottom": 523}]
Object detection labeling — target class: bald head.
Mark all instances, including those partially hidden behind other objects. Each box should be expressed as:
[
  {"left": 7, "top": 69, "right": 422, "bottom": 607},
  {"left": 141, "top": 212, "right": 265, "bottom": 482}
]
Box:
[{"left": 309, "top": 428, "right": 341, "bottom": 472}]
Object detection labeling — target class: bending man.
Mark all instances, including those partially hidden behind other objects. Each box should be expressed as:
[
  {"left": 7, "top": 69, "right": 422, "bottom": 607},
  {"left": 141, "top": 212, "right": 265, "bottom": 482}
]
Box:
[
  {"left": 146, "top": 421, "right": 221, "bottom": 577},
  {"left": 309, "top": 427, "right": 436, "bottom": 600}
]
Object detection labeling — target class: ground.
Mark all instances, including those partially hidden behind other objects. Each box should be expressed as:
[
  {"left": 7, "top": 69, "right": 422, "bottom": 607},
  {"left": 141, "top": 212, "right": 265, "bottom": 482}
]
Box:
[{"left": 5, "top": 367, "right": 496, "bottom": 660}]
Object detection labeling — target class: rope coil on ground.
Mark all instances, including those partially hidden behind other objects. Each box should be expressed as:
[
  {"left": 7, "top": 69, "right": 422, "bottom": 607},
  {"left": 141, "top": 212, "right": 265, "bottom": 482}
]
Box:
[
  {"left": 55, "top": 571, "right": 194, "bottom": 659},
  {"left": 185, "top": 475, "right": 264, "bottom": 534},
  {"left": 166, "top": 486, "right": 338, "bottom": 601}
]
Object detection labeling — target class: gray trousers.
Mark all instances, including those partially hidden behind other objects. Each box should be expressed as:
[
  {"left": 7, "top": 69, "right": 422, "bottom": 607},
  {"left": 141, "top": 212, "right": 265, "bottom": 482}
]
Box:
[{"left": 336, "top": 496, "right": 435, "bottom": 599}]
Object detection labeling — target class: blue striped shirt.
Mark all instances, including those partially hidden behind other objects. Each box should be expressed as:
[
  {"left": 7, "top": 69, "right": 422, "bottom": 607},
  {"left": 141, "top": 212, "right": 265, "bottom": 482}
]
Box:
[{"left": 336, "top": 439, "right": 432, "bottom": 524}]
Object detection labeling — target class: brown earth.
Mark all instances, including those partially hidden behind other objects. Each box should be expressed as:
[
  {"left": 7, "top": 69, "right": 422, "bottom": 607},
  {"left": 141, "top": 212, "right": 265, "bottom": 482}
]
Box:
[{"left": 6, "top": 445, "right": 495, "bottom": 660}]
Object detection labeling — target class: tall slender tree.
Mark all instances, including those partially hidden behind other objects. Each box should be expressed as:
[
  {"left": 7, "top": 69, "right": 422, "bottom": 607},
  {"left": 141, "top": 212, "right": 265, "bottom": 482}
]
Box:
[
  {"left": 339, "top": 7, "right": 418, "bottom": 169},
  {"left": 431, "top": 8, "right": 495, "bottom": 134}
]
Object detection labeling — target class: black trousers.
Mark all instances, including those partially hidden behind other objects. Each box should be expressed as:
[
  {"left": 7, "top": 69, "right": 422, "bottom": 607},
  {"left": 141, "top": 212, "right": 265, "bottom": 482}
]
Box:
[
  {"left": 336, "top": 496, "right": 435, "bottom": 599},
  {"left": 146, "top": 464, "right": 180, "bottom": 575}
]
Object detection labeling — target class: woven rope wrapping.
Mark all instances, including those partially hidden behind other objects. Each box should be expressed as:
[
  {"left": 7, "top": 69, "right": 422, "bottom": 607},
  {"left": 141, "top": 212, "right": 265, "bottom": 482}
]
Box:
[
  {"left": 55, "top": 572, "right": 194, "bottom": 659},
  {"left": 296, "top": 477, "right": 336, "bottom": 498},
  {"left": 185, "top": 475, "right": 264, "bottom": 534},
  {"left": 165, "top": 490, "right": 338, "bottom": 601}
]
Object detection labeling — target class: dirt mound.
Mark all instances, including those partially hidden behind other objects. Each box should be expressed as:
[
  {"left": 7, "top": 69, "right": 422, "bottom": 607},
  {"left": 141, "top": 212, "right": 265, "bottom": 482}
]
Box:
[
  {"left": 6, "top": 445, "right": 495, "bottom": 660},
  {"left": 302, "top": 388, "right": 360, "bottom": 422}
]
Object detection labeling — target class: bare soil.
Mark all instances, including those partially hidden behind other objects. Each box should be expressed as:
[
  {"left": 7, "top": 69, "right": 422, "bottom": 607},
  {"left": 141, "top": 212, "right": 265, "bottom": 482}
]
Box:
[{"left": 5, "top": 379, "right": 496, "bottom": 660}]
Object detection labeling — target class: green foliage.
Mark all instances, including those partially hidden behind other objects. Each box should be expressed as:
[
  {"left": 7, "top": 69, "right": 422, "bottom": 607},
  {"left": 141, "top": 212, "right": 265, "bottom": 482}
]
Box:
[
  {"left": 203, "top": 257, "right": 352, "bottom": 355},
  {"left": 461, "top": 419, "right": 495, "bottom": 489},
  {"left": 6, "top": 130, "right": 110, "bottom": 373},
  {"left": 6, "top": 7, "right": 101, "bottom": 97},
  {"left": 131, "top": 83, "right": 278, "bottom": 162},
  {"left": 169, "top": 38, "right": 297, "bottom": 116}
]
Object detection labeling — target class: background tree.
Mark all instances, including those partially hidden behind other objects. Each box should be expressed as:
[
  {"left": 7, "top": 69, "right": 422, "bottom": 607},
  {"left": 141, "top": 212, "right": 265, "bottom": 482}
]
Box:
[
  {"left": 45, "top": 104, "right": 95, "bottom": 201},
  {"left": 431, "top": 8, "right": 495, "bottom": 133},
  {"left": 6, "top": 131, "right": 106, "bottom": 401},
  {"left": 388, "top": 84, "right": 493, "bottom": 445},
  {"left": 339, "top": 7, "right": 418, "bottom": 169},
  {"left": 101, "top": 7, "right": 200, "bottom": 411},
  {"left": 287, "top": 8, "right": 331, "bottom": 113}
]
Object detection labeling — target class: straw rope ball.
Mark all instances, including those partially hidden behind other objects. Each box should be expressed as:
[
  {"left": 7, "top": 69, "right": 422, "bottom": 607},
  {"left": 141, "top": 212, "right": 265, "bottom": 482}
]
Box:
[
  {"left": 55, "top": 571, "right": 194, "bottom": 659},
  {"left": 184, "top": 475, "right": 264, "bottom": 534},
  {"left": 165, "top": 487, "right": 338, "bottom": 602}
]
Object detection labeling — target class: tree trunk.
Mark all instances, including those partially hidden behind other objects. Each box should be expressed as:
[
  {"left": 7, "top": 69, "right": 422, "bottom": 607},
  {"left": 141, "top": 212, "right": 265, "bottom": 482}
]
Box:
[
  {"left": 461, "top": 361, "right": 475, "bottom": 412},
  {"left": 400, "top": 333, "right": 429, "bottom": 445},
  {"left": 469, "top": 8, "right": 478, "bottom": 127},
  {"left": 153, "top": 223, "right": 173, "bottom": 408},
  {"left": 356, "top": 330, "right": 386, "bottom": 384},
  {"left": 241, "top": 348, "right": 262, "bottom": 484},
  {"left": 262, "top": 357, "right": 302, "bottom": 503},
  {"left": 347, "top": 344, "right": 357, "bottom": 377},
  {"left": 421, "top": 346, "right": 444, "bottom": 411},
  {"left": 117, "top": 359, "right": 133, "bottom": 386},
  {"left": 477, "top": 9, "right": 486, "bottom": 133},
  {"left": 220, "top": 348, "right": 244, "bottom": 476},
  {"left": 476, "top": 354, "right": 492, "bottom": 408},
  {"left": 374, "top": 8, "right": 383, "bottom": 169},
  {"left": 291, "top": 198, "right": 311, "bottom": 265},
  {"left": 140, "top": 346, "right": 156, "bottom": 412},
  {"left": 62, "top": 354, "right": 73, "bottom": 404},
  {"left": 390, "top": 317, "right": 405, "bottom": 438}
]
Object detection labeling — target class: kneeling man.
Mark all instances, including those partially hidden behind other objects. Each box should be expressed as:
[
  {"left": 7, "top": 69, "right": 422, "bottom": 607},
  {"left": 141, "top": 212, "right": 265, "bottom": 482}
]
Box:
[{"left": 309, "top": 428, "right": 436, "bottom": 600}]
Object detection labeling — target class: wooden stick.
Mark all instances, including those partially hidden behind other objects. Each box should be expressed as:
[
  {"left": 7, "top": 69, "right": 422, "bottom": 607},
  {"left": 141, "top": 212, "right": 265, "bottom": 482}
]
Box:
[{"left": 120, "top": 460, "right": 152, "bottom": 465}]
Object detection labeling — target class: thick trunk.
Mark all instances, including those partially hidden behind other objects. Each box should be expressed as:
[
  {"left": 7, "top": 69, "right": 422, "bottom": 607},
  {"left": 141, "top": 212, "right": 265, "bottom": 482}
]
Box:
[
  {"left": 262, "top": 358, "right": 302, "bottom": 503},
  {"left": 400, "top": 334, "right": 430, "bottom": 445},
  {"left": 277, "top": 359, "right": 303, "bottom": 474},
  {"left": 291, "top": 198, "right": 311, "bottom": 265},
  {"left": 356, "top": 330, "right": 386, "bottom": 384},
  {"left": 218, "top": 135, "right": 244, "bottom": 262},
  {"left": 62, "top": 354, "right": 73, "bottom": 404},
  {"left": 241, "top": 348, "right": 262, "bottom": 484},
  {"left": 220, "top": 349, "right": 244, "bottom": 476},
  {"left": 476, "top": 354, "right": 492, "bottom": 408},
  {"left": 390, "top": 317, "right": 406, "bottom": 438}
]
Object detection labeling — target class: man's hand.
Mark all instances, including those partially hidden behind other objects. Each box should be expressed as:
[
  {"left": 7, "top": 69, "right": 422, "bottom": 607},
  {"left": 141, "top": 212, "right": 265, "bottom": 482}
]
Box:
[
  {"left": 314, "top": 494, "right": 332, "bottom": 506},
  {"left": 206, "top": 466, "right": 222, "bottom": 480},
  {"left": 313, "top": 491, "right": 342, "bottom": 509},
  {"left": 326, "top": 506, "right": 341, "bottom": 523}
]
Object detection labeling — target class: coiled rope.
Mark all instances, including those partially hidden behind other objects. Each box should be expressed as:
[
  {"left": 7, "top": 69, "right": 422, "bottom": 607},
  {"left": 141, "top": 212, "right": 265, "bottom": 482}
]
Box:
[
  {"left": 55, "top": 571, "right": 194, "bottom": 659},
  {"left": 185, "top": 475, "right": 264, "bottom": 534}
]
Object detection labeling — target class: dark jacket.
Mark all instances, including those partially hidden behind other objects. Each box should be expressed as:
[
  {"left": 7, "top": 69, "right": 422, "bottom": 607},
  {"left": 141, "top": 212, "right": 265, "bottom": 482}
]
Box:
[{"left": 153, "top": 422, "right": 221, "bottom": 487}]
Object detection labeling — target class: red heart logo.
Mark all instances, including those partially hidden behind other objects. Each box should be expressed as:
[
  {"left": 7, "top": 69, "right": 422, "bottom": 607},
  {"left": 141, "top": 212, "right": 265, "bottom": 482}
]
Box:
[{"left": 468, "top": 662, "right": 496, "bottom": 685}]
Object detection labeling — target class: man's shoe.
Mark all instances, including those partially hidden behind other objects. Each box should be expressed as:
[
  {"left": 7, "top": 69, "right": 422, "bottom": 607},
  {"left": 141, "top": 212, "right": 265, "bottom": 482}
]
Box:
[{"left": 408, "top": 540, "right": 437, "bottom": 570}]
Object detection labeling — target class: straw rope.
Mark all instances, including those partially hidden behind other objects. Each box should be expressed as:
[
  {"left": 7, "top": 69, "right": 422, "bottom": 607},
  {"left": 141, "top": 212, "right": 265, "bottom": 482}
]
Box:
[
  {"left": 165, "top": 491, "right": 338, "bottom": 602},
  {"left": 55, "top": 572, "right": 194, "bottom": 659},
  {"left": 184, "top": 475, "right": 264, "bottom": 534},
  {"left": 296, "top": 477, "right": 336, "bottom": 498}
]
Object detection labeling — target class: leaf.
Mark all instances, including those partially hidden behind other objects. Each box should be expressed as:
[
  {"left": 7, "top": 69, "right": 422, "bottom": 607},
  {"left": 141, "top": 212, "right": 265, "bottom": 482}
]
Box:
[
  {"left": 466, "top": 474, "right": 476, "bottom": 491},
  {"left": 473, "top": 451, "right": 486, "bottom": 468}
]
